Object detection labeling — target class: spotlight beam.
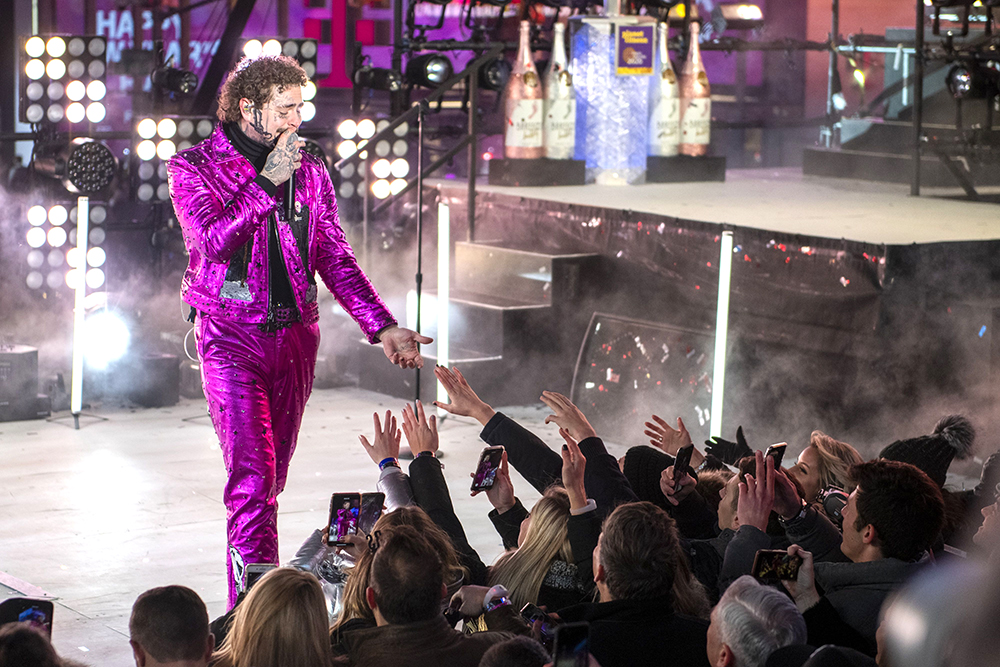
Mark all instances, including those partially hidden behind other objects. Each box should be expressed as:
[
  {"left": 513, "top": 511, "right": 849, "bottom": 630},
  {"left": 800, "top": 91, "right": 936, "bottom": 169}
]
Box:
[{"left": 71, "top": 196, "right": 90, "bottom": 428}]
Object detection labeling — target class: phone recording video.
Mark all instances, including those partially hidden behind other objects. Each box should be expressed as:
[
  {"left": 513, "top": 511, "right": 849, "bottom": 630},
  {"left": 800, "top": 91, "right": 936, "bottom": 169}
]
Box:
[
  {"left": 751, "top": 549, "right": 802, "bottom": 584},
  {"left": 327, "top": 492, "right": 362, "bottom": 546},
  {"left": 520, "top": 602, "right": 556, "bottom": 649},
  {"left": 359, "top": 492, "right": 386, "bottom": 535},
  {"left": 0, "top": 598, "right": 54, "bottom": 638},
  {"left": 672, "top": 444, "right": 695, "bottom": 489},
  {"left": 765, "top": 442, "right": 788, "bottom": 469},
  {"left": 471, "top": 446, "right": 505, "bottom": 492},
  {"left": 245, "top": 563, "right": 276, "bottom": 592},
  {"left": 554, "top": 621, "right": 590, "bottom": 667}
]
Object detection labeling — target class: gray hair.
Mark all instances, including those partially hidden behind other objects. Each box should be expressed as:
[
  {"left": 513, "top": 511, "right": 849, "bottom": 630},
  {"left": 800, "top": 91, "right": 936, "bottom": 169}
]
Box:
[{"left": 717, "top": 576, "right": 807, "bottom": 667}]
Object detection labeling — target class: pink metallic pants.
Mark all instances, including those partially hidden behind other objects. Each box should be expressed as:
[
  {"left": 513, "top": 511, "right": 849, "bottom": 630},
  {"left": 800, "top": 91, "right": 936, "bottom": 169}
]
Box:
[{"left": 195, "top": 313, "right": 320, "bottom": 608}]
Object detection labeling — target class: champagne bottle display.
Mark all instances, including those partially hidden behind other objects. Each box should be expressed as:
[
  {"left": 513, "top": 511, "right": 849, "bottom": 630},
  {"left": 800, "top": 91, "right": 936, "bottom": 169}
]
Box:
[
  {"left": 504, "top": 20, "right": 545, "bottom": 159},
  {"left": 544, "top": 22, "right": 576, "bottom": 160},
  {"left": 648, "top": 22, "right": 680, "bottom": 157},
  {"left": 679, "top": 20, "right": 711, "bottom": 156}
]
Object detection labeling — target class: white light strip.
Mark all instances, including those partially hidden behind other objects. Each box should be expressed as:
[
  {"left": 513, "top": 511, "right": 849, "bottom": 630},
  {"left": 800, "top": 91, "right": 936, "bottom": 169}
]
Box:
[
  {"left": 71, "top": 196, "right": 90, "bottom": 416},
  {"left": 436, "top": 202, "right": 450, "bottom": 413},
  {"left": 710, "top": 230, "right": 734, "bottom": 439}
]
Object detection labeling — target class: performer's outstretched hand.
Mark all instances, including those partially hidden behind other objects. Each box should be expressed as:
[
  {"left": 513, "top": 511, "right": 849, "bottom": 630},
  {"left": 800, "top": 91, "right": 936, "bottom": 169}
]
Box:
[{"left": 379, "top": 325, "right": 432, "bottom": 370}]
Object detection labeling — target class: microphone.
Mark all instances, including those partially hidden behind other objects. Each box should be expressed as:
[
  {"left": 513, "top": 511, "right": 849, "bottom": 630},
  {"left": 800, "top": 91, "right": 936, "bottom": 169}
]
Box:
[{"left": 285, "top": 132, "right": 298, "bottom": 222}]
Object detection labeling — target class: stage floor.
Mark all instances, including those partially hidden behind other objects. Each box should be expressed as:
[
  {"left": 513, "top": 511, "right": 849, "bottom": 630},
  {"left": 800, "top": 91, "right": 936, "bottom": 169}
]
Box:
[
  {"left": 0, "top": 388, "right": 598, "bottom": 667},
  {"left": 475, "top": 168, "right": 1000, "bottom": 245}
]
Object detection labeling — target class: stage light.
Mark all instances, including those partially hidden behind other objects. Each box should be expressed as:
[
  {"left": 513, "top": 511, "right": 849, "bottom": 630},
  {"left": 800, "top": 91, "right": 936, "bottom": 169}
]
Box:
[
  {"left": 339, "top": 181, "right": 355, "bottom": 198},
  {"left": 49, "top": 271, "right": 64, "bottom": 288},
  {"left": 26, "top": 59, "right": 45, "bottom": 80},
  {"left": 357, "top": 119, "right": 376, "bottom": 139},
  {"left": 338, "top": 119, "right": 358, "bottom": 139},
  {"left": 66, "top": 102, "right": 86, "bottom": 123},
  {"left": 68, "top": 59, "right": 85, "bottom": 78},
  {"left": 47, "top": 82, "right": 64, "bottom": 100},
  {"left": 392, "top": 140, "right": 408, "bottom": 157},
  {"left": 156, "top": 140, "right": 176, "bottom": 160},
  {"left": 157, "top": 118, "right": 177, "bottom": 139},
  {"left": 48, "top": 227, "right": 67, "bottom": 247},
  {"left": 46, "top": 36, "right": 66, "bottom": 58},
  {"left": 735, "top": 4, "right": 763, "bottom": 19},
  {"left": 28, "top": 251, "right": 44, "bottom": 268},
  {"left": 87, "top": 246, "right": 106, "bottom": 268},
  {"left": 301, "top": 101, "right": 316, "bottom": 122},
  {"left": 263, "top": 39, "right": 282, "bottom": 56},
  {"left": 86, "top": 80, "right": 106, "bottom": 101},
  {"left": 34, "top": 138, "right": 118, "bottom": 195},
  {"left": 406, "top": 53, "right": 454, "bottom": 88},
  {"left": 46, "top": 58, "right": 66, "bottom": 80},
  {"left": 86, "top": 268, "right": 105, "bottom": 289},
  {"left": 83, "top": 311, "right": 130, "bottom": 370},
  {"left": 243, "top": 39, "right": 263, "bottom": 59},
  {"left": 852, "top": 68, "right": 865, "bottom": 87},
  {"left": 48, "top": 249, "right": 63, "bottom": 267},
  {"left": 478, "top": 58, "right": 511, "bottom": 92},
  {"left": 26, "top": 82, "right": 43, "bottom": 100},
  {"left": 27, "top": 228, "right": 46, "bottom": 248},
  {"left": 137, "top": 140, "right": 156, "bottom": 161},
  {"left": 372, "top": 159, "right": 392, "bottom": 178},
  {"left": 46, "top": 105, "right": 64, "bottom": 122},
  {"left": 67, "top": 37, "right": 85, "bottom": 56},
  {"left": 390, "top": 178, "right": 407, "bottom": 195},
  {"left": 49, "top": 205, "right": 68, "bottom": 226},
  {"left": 390, "top": 158, "right": 410, "bottom": 178},
  {"left": 137, "top": 118, "right": 157, "bottom": 139},
  {"left": 302, "top": 81, "right": 317, "bottom": 101},
  {"left": 67, "top": 247, "right": 83, "bottom": 268},
  {"left": 66, "top": 80, "right": 86, "bottom": 101},
  {"left": 86, "top": 102, "right": 105, "bottom": 123},
  {"left": 28, "top": 205, "right": 47, "bottom": 226},
  {"left": 945, "top": 62, "right": 998, "bottom": 99},
  {"left": 375, "top": 140, "right": 390, "bottom": 157},
  {"left": 152, "top": 66, "right": 198, "bottom": 95},
  {"left": 354, "top": 66, "right": 403, "bottom": 93},
  {"left": 89, "top": 227, "right": 106, "bottom": 245},
  {"left": 25, "top": 36, "right": 45, "bottom": 58},
  {"left": 88, "top": 61, "right": 105, "bottom": 78},
  {"left": 372, "top": 179, "right": 391, "bottom": 199},
  {"left": 337, "top": 140, "right": 358, "bottom": 158},
  {"left": 26, "top": 272, "right": 43, "bottom": 289}
]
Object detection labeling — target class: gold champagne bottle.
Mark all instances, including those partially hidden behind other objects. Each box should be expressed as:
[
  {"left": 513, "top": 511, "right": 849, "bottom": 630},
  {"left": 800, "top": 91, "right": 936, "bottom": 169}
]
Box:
[
  {"left": 504, "top": 20, "right": 545, "bottom": 159},
  {"left": 679, "top": 20, "right": 711, "bottom": 156},
  {"left": 544, "top": 22, "right": 576, "bottom": 160},
  {"left": 648, "top": 22, "right": 680, "bottom": 157}
]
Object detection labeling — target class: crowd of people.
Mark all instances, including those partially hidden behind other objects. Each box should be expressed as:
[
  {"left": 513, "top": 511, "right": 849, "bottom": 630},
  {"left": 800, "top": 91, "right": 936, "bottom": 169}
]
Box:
[{"left": 3, "top": 366, "right": 999, "bottom": 667}]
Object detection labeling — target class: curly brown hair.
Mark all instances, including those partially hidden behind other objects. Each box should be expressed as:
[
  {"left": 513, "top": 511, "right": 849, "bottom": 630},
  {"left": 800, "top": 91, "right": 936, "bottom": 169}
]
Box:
[{"left": 216, "top": 55, "right": 308, "bottom": 124}]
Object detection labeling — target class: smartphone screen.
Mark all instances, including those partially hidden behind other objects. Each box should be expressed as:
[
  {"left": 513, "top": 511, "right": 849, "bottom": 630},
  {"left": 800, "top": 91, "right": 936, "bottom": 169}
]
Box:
[
  {"left": 673, "top": 444, "right": 694, "bottom": 483},
  {"left": 471, "top": 446, "right": 505, "bottom": 492},
  {"left": 554, "top": 622, "right": 590, "bottom": 667},
  {"left": 0, "top": 598, "right": 54, "bottom": 638},
  {"left": 328, "top": 492, "right": 362, "bottom": 546},
  {"left": 359, "top": 492, "right": 386, "bottom": 535},
  {"left": 751, "top": 549, "right": 802, "bottom": 584},
  {"left": 520, "top": 603, "right": 555, "bottom": 648},
  {"left": 245, "top": 563, "right": 276, "bottom": 591},
  {"left": 765, "top": 443, "right": 788, "bottom": 469}
]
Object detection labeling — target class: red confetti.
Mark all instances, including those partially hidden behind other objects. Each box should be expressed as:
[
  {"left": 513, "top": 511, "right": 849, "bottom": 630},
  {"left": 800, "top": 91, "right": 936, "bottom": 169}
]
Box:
[
  {"left": 695, "top": 285, "right": 701, "bottom": 290},
  {"left": 744, "top": 255, "right": 751, "bottom": 262}
]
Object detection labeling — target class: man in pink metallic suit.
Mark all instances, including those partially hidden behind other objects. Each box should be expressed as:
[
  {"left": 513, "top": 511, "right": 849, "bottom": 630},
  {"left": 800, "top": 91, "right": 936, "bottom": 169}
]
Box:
[{"left": 168, "top": 55, "right": 429, "bottom": 607}]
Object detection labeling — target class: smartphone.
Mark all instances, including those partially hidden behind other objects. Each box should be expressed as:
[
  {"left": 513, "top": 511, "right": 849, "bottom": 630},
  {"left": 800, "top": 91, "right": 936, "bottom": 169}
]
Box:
[
  {"left": 765, "top": 442, "right": 788, "bottom": 469},
  {"left": 327, "top": 492, "right": 362, "bottom": 546},
  {"left": 0, "top": 598, "right": 53, "bottom": 637},
  {"left": 554, "top": 621, "right": 590, "bottom": 667},
  {"left": 359, "top": 492, "right": 386, "bottom": 535},
  {"left": 672, "top": 444, "right": 695, "bottom": 489},
  {"left": 471, "top": 446, "right": 505, "bottom": 492},
  {"left": 751, "top": 549, "right": 802, "bottom": 584},
  {"left": 245, "top": 563, "right": 276, "bottom": 592},
  {"left": 520, "top": 602, "right": 555, "bottom": 649}
]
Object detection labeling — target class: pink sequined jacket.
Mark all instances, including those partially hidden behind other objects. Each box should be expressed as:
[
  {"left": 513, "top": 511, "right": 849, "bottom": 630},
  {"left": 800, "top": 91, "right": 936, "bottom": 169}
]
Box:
[{"left": 168, "top": 124, "right": 395, "bottom": 343}]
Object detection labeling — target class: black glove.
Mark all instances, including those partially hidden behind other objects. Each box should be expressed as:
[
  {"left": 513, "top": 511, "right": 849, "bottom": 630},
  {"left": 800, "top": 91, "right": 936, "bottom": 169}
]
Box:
[{"left": 704, "top": 426, "right": 752, "bottom": 466}]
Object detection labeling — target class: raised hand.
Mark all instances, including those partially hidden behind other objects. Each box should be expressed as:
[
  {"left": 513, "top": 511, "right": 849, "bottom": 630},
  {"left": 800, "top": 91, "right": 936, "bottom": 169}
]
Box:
[
  {"left": 401, "top": 400, "right": 438, "bottom": 457},
  {"left": 704, "top": 425, "right": 753, "bottom": 465},
  {"left": 433, "top": 366, "right": 496, "bottom": 425},
  {"left": 473, "top": 449, "right": 515, "bottom": 513},
  {"left": 737, "top": 450, "right": 775, "bottom": 531},
  {"left": 541, "top": 391, "right": 597, "bottom": 443},
  {"left": 559, "top": 428, "right": 588, "bottom": 511},
  {"left": 261, "top": 127, "right": 304, "bottom": 186},
  {"left": 773, "top": 465, "right": 805, "bottom": 520},
  {"left": 659, "top": 465, "right": 697, "bottom": 506},
  {"left": 359, "top": 410, "right": 401, "bottom": 465},
  {"left": 380, "top": 325, "right": 433, "bottom": 370},
  {"left": 645, "top": 415, "right": 693, "bottom": 455}
]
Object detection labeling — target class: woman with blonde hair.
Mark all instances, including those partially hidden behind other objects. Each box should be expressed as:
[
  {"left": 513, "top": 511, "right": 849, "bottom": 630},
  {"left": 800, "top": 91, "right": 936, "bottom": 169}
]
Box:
[
  {"left": 786, "top": 430, "right": 864, "bottom": 502},
  {"left": 211, "top": 567, "right": 331, "bottom": 667}
]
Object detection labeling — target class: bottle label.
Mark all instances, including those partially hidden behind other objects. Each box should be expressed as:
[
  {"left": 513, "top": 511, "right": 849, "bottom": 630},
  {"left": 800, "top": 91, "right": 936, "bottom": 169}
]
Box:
[
  {"left": 545, "top": 98, "right": 576, "bottom": 152},
  {"left": 681, "top": 98, "right": 711, "bottom": 145},
  {"left": 506, "top": 99, "right": 544, "bottom": 148},
  {"left": 649, "top": 97, "right": 680, "bottom": 155}
]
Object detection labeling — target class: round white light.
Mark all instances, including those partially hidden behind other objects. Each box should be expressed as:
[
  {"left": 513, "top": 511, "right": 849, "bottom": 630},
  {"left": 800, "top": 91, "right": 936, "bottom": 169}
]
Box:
[
  {"left": 302, "top": 81, "right": 317, "bottom": 101},
  {"left": 88, "top": 38, "right": 106, "bottom": 57},
  {"left": 48, "top": 205, "right": 68, "bottom": 226},
  {"left": 86, "top": 268, "right": 105, "bottom": 289},
  {"left": 65, "top": 268, "right": 82, "bottom": 289},
  {"left": 25, "top": 105, "right": 44, "bottom": 123},
  {"left": 25, "top": 59, "right": 45, "bottom": 80},
  {"left": 47, "top": 271, "right": 63, "bottom": 289},
  {"left": 156, "top": 140, "right": 177, "bottom": 160},
  {"left": 88, "top": 60, "right": 105, "bottom": 78},
  {"left": 47, "top": 249, "right": 63, "bottom": 267},
  {"left": 375, "top": 140, "right": 390, "bottom": 157},
  {"left": 46, "top": 36, "right": 66, "bottom": 58},
  {"left": 67, "top": 247, "right": 83, "bottom": 268},
  {"left": 372, "top": 159, "right": 391, "bottom": 179},
  {"left": 157, "top": 118, "right": 177, "bottom": 139},
  {"left": 243, "top": 39, "right": 262, "bottom": 59},
  {"left": 47, "top": 104, "right": 65, "bottom": 123},
  {"left": 47, "top": 82, "right": 64, "bottom": 100},
  {"left": 26, "top": 228, "right": 46, "bottom": 248},
  {"left": 46, "top": 58, "right": 66, "bottom": 80},
  {"left": 197, "top": 119, "right": 213, "bottom": 137},
  {"left": 89, "top": 227, "right": 106, "bottom": 245},
  {"left": 86, "top": 102, "right": 106, "bottom": 123},
  {"left": 390, "top": 158, "right": 409, "bottom": 178},
  {"left": 136, "top": 140, "right": 157, "bottom": 161},
  {"left": 371, "top": 179, "right": 391, "bottom": 199},
  {"left": 47, "top": 227, "right": 68, "bottom": 247},
  {"left": 262, "top": 39, "right": 282, "bottom": 57},
  {"left": 301, "top": 40, "right": 317, "bottom": 59},
  {"left": 67, "top": 37, "right": 86, "bottom": 57},
  {"left": 91, "top": 205, "right": 107, "bottom": 224},
  {"left": 341, "top": 162, "right": 355, "bottom": 179},
  {"left": 392, "top": 139, "right": 408, "bottom": 157},
  {"left": 86, "top": 80, "right": 106, "bottom": 101},
  {"left": 26, "top": 82, "right": 44, "bottom": 100},
  {"left": 66, "top": 79, "right": 86, "bottom": 101},
  {"left": 25, "top": 36, "right": 45, "bottom": 58},
  {"left": 283, "top": 40, "right": 299, "bottom": 57},
  {"left": 337, "top": 140, "right": 357, "bottom": 159},
  {"left": 27, "top": 205, "right": 47, "bottom": 226},
  {"left": 339, "top": 181, "right": 355, "bottom": 199},
  {"left": 357, "top": 119, "right": 376, "bottom": 139},
  {"left": 26, "top": 272, "right": 43, "bottom": 290},
  {"left": 390, "top": 178, "right": 407, "bottom": 195},
  {"left": 394, "top": 121, "right": 410, "bottom": 137},
  {"left": 177, "top": 119, "right": 194, "bottom": 138},
  {"left": 301, "top": 101, "right": 316, "bottom": 122},
  {"left": 137, "top": 118, "right": 157, "bottom": 139},
  {"left": 87, "top": 246, "right": 107, "bottom": 267},
  {"left": 67, "top": 60, "right": 85, "bottom": 78},
  {"left": 83, "top": 312, "right": 131, "bottom": 369},
  {"left": 157, "top": 183, "right": 170, "bottom": 201},
  {"left": 65, "top": 102, "right": 86, "bottom": 124},
  {"left": 27, "top": 250, "right": 44, "bottom": 268},
  {"left": 338, "top": 119, "right": 357, "bottom": 140},
  {"left": 137, "top": 183, "right": 154, "bottom": 201}
]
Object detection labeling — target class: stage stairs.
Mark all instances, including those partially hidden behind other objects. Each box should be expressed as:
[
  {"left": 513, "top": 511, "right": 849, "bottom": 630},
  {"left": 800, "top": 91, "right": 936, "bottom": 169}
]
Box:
[{"left": 354, "top": 241, "right": 602, "bottom": 405}]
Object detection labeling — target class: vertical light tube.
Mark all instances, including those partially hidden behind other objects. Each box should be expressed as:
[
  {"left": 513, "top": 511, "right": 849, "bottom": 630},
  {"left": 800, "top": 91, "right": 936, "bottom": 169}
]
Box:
[
  {"left": 71, "top": 196, "right": 90, "bottom": 417},
  {"left": 436, "top": 202, "right": 450, "bottom": 412},
  {"left": 710, "top": 230, "right": 733, "bottom": 439}
]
